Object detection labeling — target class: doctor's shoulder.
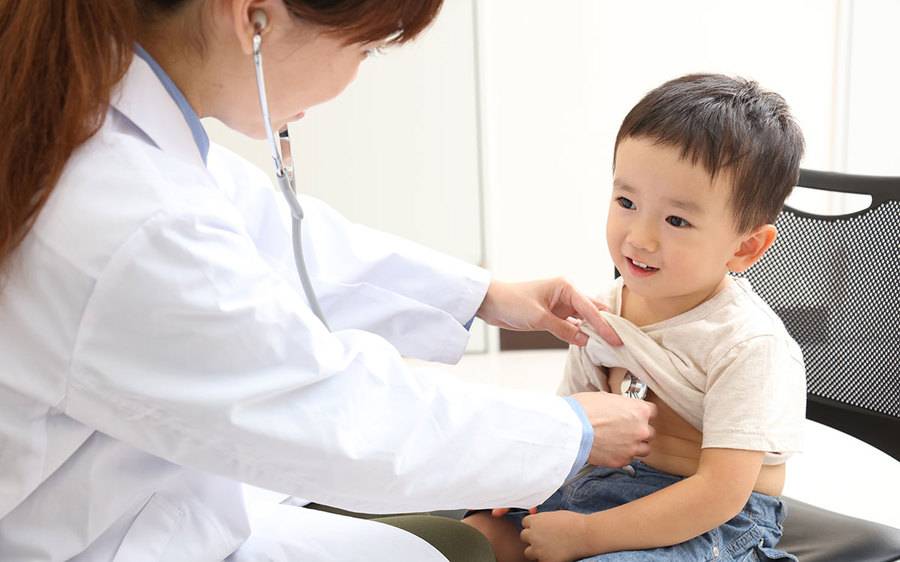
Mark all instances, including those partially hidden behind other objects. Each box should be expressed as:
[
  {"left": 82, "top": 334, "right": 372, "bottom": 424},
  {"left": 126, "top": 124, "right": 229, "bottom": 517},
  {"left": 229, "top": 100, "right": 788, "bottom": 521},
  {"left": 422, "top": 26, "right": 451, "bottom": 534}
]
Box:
[
  {"left": 61, "top": 122, "right": 220, "bottom": 204},
  {"left": 34, "top": 126, "right": 245, "bottom": 276}
]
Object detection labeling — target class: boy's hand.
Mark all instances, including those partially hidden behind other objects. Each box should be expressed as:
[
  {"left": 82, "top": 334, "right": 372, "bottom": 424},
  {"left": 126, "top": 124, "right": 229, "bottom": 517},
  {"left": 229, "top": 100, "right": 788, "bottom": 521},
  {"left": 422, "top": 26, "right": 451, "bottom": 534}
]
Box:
[
  {"left": 477, "top": 278, "right": 623, "bottom": 347},
  {"left": 521, "top": 510, "right": 594, "bottom": 562}
]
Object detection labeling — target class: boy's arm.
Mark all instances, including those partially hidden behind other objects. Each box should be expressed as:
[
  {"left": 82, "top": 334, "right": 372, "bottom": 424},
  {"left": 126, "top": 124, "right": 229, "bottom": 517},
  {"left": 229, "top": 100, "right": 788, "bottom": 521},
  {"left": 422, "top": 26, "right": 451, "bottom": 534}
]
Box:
[{"left": 521, "top": 448, "right": 764, "bottom": 561}]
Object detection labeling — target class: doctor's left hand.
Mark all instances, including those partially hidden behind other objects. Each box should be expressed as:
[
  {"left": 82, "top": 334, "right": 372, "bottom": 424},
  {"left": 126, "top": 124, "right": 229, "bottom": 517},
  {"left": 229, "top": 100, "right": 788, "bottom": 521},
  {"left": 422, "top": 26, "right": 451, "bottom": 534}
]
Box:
[{"left": 477, "top": 279, "right": 622, "bottom": 347}]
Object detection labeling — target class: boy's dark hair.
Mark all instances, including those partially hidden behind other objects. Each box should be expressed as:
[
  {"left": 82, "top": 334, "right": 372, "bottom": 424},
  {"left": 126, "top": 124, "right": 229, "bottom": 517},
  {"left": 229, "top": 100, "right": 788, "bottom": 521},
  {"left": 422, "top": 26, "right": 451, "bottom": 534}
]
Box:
[{"left": 614, "top": 74, "right": 805, "bottom": 232}]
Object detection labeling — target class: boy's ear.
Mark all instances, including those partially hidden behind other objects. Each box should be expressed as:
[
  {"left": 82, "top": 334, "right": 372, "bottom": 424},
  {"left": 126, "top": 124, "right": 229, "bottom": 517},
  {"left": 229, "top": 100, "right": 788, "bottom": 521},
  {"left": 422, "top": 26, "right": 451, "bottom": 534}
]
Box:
[{"left": 727, "top": 224, "right": 777, "bottom": 273}]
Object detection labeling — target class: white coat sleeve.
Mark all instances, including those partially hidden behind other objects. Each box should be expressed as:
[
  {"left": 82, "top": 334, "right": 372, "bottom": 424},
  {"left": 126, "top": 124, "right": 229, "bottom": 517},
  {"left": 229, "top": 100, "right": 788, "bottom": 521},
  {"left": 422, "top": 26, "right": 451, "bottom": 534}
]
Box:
[
  {"left": 66, "top": 210, "right": 582, "bottom": 514},
  {"left": 207, "top": 144, "right": 490, "bottom": 364},
  {"left": 299, "top": 195, "right": 492, "bottom": 363}
]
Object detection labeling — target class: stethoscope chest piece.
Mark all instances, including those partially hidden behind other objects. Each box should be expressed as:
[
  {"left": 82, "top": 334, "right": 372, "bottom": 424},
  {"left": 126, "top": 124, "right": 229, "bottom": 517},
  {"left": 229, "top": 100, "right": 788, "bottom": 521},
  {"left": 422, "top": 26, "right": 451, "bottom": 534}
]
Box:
[{"left": 620, "top": 371, "right": 648, "bottom": 400}]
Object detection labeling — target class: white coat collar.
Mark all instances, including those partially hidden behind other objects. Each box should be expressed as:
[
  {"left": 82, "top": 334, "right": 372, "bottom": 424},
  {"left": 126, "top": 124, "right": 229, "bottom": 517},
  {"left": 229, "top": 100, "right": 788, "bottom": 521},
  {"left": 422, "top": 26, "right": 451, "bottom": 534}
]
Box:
[{"left": 110, "top": 55, "right": 206, "bottom": 169}]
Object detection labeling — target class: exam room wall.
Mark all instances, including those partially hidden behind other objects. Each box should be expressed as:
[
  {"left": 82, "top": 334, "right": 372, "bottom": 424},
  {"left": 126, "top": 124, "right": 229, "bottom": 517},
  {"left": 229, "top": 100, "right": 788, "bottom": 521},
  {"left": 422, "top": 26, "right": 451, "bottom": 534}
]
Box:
[{"left": 204, "top": 0, "right": 900, "bottom": 352}]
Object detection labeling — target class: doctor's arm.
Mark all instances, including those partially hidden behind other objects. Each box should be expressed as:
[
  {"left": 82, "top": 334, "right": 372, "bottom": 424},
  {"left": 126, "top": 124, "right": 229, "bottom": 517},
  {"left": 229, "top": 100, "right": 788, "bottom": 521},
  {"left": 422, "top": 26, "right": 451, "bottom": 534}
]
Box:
[
  {"left": 214, "top": 149, "right": 621, "bottom": 353},
  {"left": 66, "top": 210, "right": 648, "bottom": 514},
  {"left": 294, "top": 196, "right": 621, "bottom": 351},
  {"left": 477, "top": 278, "right": 623, "bottom": 347}
]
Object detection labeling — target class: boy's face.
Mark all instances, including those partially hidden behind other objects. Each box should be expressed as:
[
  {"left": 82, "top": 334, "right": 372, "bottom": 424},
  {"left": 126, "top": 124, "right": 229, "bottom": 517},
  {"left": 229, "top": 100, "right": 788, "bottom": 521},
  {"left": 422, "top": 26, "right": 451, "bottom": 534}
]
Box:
[{"left": 608, "top": 136, "right": 752, "bottom": 313}]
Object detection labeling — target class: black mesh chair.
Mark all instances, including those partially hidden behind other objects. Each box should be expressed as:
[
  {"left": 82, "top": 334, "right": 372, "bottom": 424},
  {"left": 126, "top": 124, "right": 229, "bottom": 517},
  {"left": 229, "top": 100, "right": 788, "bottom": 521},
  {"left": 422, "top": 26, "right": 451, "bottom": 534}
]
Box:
[{"left": 735, "top": 169, "right": 900, "bottom": 561}]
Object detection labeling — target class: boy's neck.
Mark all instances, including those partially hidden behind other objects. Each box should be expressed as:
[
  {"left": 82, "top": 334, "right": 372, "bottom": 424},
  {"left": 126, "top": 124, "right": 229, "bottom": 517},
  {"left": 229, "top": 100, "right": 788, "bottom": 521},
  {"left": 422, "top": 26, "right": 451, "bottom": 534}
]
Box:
[{"left": 620, "top": 275, "right": 731, "bottom": 327}]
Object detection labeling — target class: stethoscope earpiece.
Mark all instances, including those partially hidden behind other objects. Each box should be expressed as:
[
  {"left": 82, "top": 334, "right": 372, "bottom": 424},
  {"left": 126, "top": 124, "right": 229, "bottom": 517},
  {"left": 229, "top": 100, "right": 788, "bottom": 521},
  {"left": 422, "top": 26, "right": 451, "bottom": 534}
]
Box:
[{"left": 251, "top": 10, "right": 268, "bottom": 33}]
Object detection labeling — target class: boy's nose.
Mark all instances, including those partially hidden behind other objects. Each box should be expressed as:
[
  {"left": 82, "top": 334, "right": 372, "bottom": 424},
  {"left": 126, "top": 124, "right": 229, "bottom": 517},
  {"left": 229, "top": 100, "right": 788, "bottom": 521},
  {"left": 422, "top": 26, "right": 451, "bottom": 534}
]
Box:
[{"left": 626, "top": 226, "right": 659, "bottom": 253}]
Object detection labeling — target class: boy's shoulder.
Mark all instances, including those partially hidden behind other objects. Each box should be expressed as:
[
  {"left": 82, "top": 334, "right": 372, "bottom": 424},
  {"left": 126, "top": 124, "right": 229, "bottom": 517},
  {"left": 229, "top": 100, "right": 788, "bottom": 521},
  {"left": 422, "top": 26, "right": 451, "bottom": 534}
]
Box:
[
  {"left": 589, "top": 276, "right": 802, "bottom": 369},
  {"left": 647, "top": 276, "right": 802, "bottom": 367},
  {"left": 711, "top": 276, "right": 794, "bottom": 339}
]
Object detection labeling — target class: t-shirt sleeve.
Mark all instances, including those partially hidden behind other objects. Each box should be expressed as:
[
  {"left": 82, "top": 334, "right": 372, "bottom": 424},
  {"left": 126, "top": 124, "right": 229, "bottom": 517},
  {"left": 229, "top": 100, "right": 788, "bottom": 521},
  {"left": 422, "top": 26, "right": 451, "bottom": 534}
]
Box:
[
  {"left": 702, "top": 335, "right": 806, "bottom": 458},
  {"left": 558, "top": 344, "right": 609, "bottom": 396}
]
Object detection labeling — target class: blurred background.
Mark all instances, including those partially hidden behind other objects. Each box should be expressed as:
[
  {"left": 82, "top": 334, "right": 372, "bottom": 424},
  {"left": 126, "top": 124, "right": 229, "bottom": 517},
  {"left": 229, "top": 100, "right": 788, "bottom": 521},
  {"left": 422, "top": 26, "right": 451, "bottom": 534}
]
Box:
[{"left": 204, "top": 0, "right": 900, "bottom": 352}]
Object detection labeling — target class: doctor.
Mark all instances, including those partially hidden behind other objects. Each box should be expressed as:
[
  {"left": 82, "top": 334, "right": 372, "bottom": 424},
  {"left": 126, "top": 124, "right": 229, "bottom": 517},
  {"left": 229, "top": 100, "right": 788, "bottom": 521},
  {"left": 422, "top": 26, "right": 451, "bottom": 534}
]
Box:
[{"left": 0, "top": 0, "right": 656, "bottom": 560}]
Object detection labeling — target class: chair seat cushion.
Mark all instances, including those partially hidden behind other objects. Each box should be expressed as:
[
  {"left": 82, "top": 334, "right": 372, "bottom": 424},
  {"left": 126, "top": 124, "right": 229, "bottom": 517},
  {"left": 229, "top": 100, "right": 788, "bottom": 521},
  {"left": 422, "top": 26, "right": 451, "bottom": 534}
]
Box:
[{"left": 780, "top": 497, "right": 900, "bottom": 562}]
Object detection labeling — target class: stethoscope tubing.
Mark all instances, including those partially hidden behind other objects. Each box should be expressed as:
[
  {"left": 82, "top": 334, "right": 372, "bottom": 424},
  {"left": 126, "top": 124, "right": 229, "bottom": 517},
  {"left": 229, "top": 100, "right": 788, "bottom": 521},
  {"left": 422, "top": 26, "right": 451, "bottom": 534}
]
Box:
[{"left": 252, "top": 29, "right": 330, "bottom": 330}]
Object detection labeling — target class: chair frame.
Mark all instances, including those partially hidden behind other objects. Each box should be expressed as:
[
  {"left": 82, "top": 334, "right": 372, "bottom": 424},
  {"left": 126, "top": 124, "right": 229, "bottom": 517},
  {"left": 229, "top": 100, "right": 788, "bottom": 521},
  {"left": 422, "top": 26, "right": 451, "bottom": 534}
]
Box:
[{"left": 776, "top": 169, "right": 900, "bottom": 463}]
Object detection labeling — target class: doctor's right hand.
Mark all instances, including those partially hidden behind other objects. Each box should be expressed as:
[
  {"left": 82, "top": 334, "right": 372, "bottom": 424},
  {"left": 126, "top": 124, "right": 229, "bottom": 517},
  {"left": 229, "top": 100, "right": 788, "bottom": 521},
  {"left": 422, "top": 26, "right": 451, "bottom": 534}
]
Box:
[{"left": 572, "top": 391, "right": 656, "bottom": 467}]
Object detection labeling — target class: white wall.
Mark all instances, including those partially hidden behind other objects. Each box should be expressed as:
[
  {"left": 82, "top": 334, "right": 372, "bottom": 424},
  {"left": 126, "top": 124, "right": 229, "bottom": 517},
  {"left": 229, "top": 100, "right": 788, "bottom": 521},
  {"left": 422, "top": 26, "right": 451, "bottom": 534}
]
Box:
[{"left": 845, "top": 0, "right": 900, "bottom": 175}]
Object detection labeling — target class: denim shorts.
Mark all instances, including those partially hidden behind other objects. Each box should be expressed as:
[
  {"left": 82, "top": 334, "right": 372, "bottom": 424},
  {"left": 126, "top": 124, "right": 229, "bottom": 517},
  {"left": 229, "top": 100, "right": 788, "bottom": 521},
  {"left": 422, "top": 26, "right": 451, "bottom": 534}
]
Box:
[{"left": 507, "top": 461, "right": 797, "bottom": 562}]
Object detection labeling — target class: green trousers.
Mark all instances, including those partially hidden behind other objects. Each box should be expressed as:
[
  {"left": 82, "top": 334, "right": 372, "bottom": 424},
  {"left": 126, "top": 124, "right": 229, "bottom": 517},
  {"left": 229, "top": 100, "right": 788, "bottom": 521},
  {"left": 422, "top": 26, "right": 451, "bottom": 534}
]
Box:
[{"left": 305, "top": 503, "right": 495, "bottom": 562}]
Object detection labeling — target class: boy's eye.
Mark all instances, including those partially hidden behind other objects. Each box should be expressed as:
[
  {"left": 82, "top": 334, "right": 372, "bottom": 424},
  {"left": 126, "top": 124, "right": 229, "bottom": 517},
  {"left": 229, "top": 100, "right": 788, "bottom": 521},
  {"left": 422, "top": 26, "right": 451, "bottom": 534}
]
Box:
[
  {"left": 616, "top": 197, "right": 636, "bottom": 210},
  {"left": 666, "top": 216, "right": 691, "bottom": 228}
]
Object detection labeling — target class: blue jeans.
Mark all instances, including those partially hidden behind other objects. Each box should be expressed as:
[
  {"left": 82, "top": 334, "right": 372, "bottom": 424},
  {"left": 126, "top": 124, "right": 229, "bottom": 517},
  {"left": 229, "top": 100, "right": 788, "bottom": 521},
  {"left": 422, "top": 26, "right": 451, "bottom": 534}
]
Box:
[{"left": 507, "top": 461, "right": 796, "bottom": 561}]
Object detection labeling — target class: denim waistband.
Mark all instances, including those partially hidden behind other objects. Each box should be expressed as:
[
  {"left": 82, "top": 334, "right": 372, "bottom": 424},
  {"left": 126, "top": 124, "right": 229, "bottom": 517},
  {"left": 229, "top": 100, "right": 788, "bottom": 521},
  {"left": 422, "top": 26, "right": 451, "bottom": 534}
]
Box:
[{"left": 589, "top": 460, "right": 786, "bottom": 527}]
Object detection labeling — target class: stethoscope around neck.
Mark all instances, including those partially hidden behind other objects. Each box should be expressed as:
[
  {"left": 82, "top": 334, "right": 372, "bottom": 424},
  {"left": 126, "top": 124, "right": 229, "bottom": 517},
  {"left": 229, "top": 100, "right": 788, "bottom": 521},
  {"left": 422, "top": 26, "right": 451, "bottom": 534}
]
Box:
[{"left": 251, "top": 10, "right": 329, "bottom": 330}]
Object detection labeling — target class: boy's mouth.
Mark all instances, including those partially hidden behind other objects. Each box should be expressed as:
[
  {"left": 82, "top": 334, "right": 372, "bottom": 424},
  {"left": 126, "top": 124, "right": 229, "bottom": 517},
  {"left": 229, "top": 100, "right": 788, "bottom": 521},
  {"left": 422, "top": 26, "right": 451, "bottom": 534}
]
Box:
[{"left": 626, "top": 257, "right": 659, "bottom": 276}]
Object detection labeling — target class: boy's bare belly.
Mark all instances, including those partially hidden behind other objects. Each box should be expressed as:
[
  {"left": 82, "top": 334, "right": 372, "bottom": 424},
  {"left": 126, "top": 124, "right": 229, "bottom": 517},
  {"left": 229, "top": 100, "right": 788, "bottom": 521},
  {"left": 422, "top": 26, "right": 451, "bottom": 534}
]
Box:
[{"left": 608, "top": 367, "right": 785, "bottom": 496}]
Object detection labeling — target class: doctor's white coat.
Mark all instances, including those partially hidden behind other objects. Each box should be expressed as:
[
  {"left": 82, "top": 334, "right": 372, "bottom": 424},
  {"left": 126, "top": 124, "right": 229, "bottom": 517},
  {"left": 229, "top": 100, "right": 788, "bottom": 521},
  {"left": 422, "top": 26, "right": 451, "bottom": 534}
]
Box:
[{"left": 0, "top": 56, "right": 582, "bottom": 561}]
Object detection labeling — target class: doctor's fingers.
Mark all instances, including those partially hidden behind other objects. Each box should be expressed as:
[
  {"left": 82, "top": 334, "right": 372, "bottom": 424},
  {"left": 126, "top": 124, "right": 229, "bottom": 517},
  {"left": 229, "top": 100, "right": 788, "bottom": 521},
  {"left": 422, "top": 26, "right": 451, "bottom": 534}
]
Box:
[
  {"left": 539, "top": 288, "right": 618, "bottom": 347},
  {"left": 542, "top": 313, "right": 593, "bottom": 347},
  {"left": 634, "top": 440, "right": 653, "bottom": 458},
  {"left": 566, "top": 290, "right": 623, "bottom": 347}
]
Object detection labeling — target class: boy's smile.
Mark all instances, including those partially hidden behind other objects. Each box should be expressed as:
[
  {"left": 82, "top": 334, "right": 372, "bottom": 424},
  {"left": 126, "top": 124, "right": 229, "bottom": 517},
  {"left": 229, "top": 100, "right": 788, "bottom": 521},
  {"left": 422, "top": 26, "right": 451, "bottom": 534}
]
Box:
[
  {"left": 608, "top": 136, "right": 769, "bottom": 322},
  {"left": 624, "top": 257, "right": 659, "bottom": 277}
]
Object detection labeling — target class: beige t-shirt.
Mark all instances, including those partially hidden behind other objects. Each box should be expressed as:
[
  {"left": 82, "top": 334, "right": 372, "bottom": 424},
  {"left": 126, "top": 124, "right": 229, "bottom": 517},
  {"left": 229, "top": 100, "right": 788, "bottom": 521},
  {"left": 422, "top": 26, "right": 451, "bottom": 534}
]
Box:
[{"left": 561, "top": 277, "right": 806, "bottom": 465}]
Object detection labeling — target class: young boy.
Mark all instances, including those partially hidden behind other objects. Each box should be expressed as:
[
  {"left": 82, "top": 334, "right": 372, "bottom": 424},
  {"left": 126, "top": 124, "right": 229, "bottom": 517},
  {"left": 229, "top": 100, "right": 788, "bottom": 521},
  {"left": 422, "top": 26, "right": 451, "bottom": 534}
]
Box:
[{"left": 464, "top": 74, "right": 807, "bottom": 561}]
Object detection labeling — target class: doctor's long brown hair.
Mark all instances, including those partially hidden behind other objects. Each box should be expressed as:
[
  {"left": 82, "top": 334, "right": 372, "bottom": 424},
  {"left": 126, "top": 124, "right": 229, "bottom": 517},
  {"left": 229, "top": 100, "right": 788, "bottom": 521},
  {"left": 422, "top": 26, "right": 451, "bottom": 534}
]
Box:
[{"left": 0, "top": 0, "right": 442, "bottom": 272}]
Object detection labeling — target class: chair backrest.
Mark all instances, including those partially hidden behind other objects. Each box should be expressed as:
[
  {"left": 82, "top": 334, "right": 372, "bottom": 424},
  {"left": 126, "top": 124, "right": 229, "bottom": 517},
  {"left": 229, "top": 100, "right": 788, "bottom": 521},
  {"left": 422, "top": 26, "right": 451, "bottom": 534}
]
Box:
[{"left": 736, "top": 169, "right": 900, "bottom": 461}]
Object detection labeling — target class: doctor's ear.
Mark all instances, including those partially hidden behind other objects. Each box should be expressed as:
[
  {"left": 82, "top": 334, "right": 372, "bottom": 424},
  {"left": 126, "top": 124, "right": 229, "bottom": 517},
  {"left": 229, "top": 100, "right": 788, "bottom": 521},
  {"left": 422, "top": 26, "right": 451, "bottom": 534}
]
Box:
[
  {"left": 727, "top": 224, "right": 777, "bottom": 273},
  {"left": 232, "top": 0, "right": 275, "bottom": 55}
]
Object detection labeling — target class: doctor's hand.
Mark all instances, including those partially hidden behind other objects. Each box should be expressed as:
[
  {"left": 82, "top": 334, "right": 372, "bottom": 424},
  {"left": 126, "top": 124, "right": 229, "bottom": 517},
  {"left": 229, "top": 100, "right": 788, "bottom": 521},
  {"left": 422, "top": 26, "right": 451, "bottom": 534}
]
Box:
[
  {"left": 476, "top": 278, "right": 622, "bottom": 347},
  {"left": 572, "top": 391, "right": 656, "bottom": 467}
]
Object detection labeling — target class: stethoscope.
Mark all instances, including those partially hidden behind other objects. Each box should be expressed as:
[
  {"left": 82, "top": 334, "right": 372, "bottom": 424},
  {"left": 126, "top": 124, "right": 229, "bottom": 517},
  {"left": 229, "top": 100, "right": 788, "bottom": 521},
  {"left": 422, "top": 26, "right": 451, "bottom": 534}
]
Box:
[
  {"left": 621, "top": 372, "right": 648, "bottom": 400},
  {"left": 251, "top": 10, "right": 329, "bottom": 330}
]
